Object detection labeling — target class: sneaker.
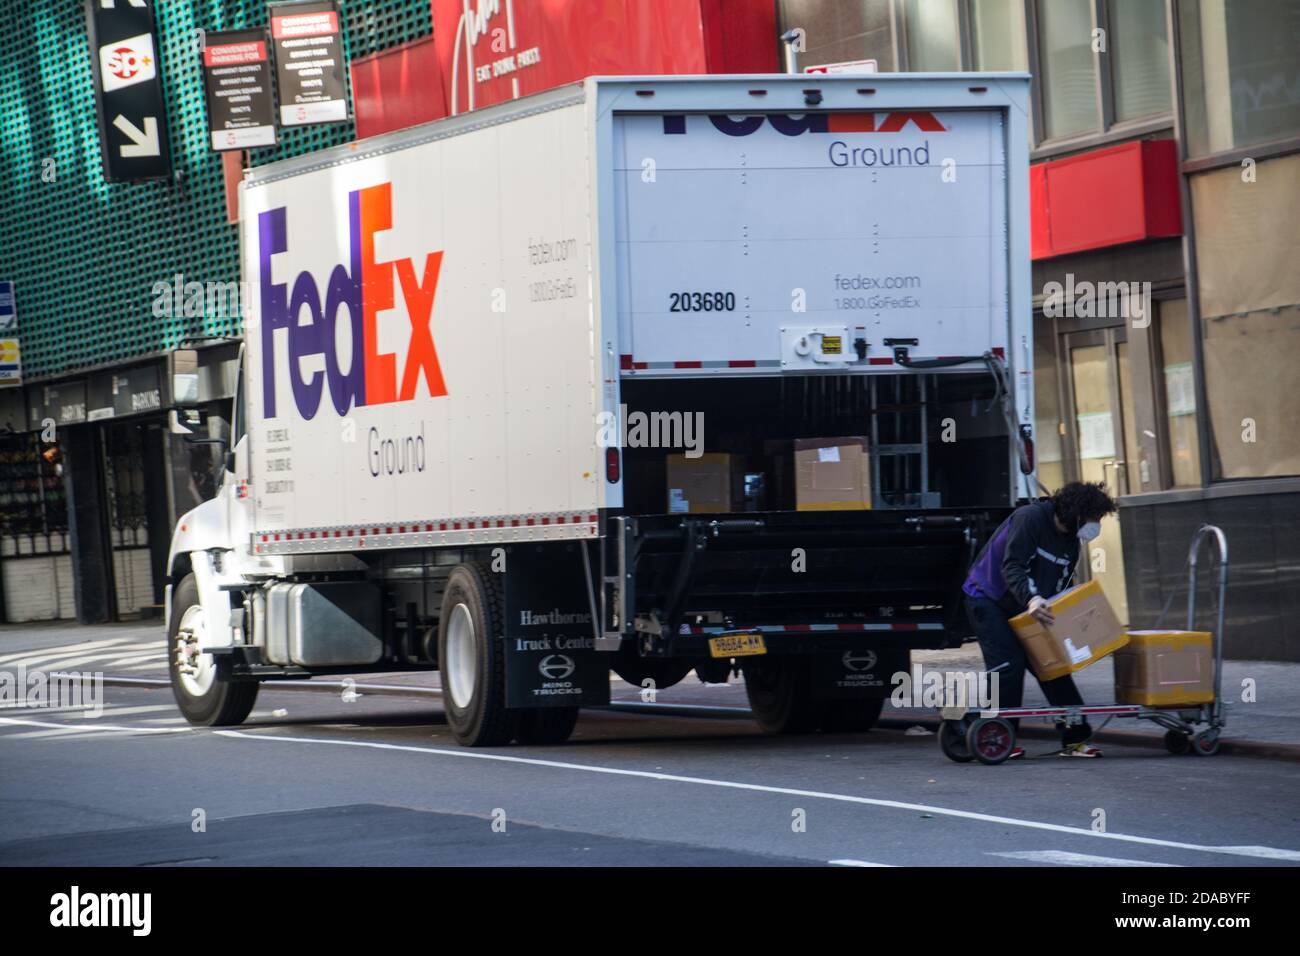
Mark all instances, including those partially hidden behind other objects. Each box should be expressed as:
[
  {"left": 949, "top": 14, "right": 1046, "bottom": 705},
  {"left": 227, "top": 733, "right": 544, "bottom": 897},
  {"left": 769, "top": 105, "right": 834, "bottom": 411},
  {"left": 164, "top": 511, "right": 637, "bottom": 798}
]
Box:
[
  {"left": 1007, "top": 747, "right": 1026, "bottom": 760},
  {"left": 1058, "top": 742, "right": 1103, "bottom": 758}
]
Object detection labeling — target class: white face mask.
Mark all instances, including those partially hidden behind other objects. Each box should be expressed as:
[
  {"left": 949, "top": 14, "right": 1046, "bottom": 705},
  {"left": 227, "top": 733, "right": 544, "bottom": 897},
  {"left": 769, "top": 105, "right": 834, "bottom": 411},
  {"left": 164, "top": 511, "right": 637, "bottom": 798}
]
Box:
[{"left": 1077, "top": 521, "right": 1102, "bottom": 542}]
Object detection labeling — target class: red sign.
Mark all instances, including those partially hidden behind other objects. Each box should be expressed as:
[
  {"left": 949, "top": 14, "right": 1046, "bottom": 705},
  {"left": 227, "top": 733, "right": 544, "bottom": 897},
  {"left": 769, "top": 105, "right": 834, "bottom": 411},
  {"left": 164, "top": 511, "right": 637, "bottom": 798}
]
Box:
[
  {"left": 271, "top": 10, "right": 340, "bottom": 40},
  {"left": 429, "top": 0, "right": 775, "bottom": 116},
  {"left": 203, "top": 40, "right": 267, "bottom": 67},
  {"left": 1030, "top": 139, "right": 1182, "bottom": 260}
]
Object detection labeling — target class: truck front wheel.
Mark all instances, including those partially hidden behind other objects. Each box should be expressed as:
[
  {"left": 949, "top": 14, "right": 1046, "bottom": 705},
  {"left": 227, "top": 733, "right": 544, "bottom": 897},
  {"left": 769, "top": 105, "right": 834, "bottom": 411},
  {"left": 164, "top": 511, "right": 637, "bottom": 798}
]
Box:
[
  {"left": 168, "top": 573, "right": 258, "bottom": 726},
  {"left": 437, "top": 563, "right": 517, "bottom": 747}
]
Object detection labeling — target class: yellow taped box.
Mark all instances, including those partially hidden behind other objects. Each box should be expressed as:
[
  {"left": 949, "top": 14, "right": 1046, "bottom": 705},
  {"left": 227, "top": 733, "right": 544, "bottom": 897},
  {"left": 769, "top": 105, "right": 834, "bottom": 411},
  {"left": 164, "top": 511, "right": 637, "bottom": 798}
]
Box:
[
  {"left": 1009, "top": 579, "right": 1128, "bottom": 682},
  {"left": 1113, "top": 630, "right": 1215, "bottom": 706},
  {"left": 794, "top": 437, "right": 871, "bottom": 511}
]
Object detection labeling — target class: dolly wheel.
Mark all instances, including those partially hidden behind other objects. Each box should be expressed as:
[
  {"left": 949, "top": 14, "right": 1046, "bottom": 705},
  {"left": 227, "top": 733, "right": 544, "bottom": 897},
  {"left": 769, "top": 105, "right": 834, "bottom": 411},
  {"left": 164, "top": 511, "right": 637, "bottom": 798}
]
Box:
[
  {"left": 1192, "top": 729, "right": 1221, "bottom": 756},
  {"left": 939, "top": 719, "right": 973, "bottom": 762},
  {"left": 1164, "top": 730, "right": 1192, "bottom": 755},
  {"left": 966, "top": 718, "right": 1016, "bottom": 765}
]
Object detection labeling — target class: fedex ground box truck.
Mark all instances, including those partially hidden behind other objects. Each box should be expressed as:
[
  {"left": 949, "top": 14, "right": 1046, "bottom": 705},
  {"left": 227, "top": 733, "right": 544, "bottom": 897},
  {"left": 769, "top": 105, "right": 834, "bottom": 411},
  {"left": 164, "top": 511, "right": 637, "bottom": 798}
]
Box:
[{"left": 166, "top": 74, "right": 1034, "bottom": 745}]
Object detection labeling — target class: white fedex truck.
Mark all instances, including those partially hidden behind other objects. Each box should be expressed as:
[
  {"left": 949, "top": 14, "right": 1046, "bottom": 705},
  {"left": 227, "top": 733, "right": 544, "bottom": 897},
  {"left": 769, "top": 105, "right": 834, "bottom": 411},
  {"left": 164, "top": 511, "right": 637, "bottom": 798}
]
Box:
[{"left": 166, "top": 74, "right": 1035, "bottom": 745}]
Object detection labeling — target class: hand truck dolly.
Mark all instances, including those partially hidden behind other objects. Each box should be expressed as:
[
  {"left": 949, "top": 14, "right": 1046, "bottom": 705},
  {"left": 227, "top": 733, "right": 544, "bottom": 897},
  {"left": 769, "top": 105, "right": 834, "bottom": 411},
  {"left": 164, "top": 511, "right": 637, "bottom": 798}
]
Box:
[{"left": 939, "top": 525, "right": 1229, "bottom": 765}]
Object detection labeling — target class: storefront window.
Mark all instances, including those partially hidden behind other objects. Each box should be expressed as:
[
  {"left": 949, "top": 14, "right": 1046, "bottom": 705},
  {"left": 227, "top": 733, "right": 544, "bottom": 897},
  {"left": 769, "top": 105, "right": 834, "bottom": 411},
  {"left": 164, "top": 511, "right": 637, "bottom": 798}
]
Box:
[
  {"left": 1192, "top": 155, "right": 1300, "bottom": 479},
  {"left": 1038, "top": 0, "right": 1099, "bottom": 139},
  {"left": 1158, "top": 299, "right": 1202, "bottom": 487},
  {"left": 904, "top": 0, "right": 962, "bottom": 70},
  {"left": 1108, "top": 0, "right": 1172, "bottom": 121},
  {"left": 971, "top": 0, "right": 1029, "bottom": 70},
  {"left": 1179, "top": 0, "right": 1300, "bottom": 156},
  {"left": 1033, "top": 318, "right": 1066, "bottom": 493},
  {"left": 1116, "top": 342, "right": 1143, "bottom": 494}
]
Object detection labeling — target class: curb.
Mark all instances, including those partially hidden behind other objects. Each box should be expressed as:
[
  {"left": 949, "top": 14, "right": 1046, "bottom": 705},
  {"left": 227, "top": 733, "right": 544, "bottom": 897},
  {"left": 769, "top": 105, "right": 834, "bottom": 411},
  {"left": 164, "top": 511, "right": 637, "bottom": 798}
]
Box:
[
  {"left": 878, "top": 715, "right": 1300, "bottom": 763},
  {"left": 101, "top": 676, "right": 1300, "bottom": 762}
]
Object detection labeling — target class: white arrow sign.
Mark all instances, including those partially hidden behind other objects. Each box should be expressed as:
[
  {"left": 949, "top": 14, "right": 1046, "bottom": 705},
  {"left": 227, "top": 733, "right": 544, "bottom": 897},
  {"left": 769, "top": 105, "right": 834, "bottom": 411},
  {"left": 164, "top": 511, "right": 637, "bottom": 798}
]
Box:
[{"left": 112, "top": 114, "right": 161, "bottom": 157}]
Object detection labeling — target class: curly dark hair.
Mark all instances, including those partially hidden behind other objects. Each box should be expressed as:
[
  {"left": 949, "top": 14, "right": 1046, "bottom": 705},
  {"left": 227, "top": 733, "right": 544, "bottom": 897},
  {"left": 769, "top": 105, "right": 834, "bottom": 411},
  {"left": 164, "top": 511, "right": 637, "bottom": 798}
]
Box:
[{"left": 1051, "top": 481, "right": 1118, "bottom": 528}]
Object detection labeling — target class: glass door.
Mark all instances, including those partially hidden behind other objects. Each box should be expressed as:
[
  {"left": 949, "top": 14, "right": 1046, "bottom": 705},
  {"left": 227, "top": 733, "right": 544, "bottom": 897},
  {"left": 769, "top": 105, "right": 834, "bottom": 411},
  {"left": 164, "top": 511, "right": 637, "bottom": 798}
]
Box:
[{"left": 1063, "top": 328, "right": 1132, "bottom": 625}]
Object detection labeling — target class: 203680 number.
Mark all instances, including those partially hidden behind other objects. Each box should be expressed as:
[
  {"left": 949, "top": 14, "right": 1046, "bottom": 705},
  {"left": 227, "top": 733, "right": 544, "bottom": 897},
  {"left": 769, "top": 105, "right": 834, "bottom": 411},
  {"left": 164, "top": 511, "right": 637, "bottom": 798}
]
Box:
[{"left": 669, "top": 291, "right": 736, "bottom": 313}]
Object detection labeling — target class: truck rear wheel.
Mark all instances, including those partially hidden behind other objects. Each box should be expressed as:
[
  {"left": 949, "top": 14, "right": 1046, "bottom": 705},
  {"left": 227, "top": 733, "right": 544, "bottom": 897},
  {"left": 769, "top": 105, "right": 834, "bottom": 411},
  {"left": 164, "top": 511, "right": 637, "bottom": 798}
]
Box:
[
  {"left": 438, "top": 563, "right": 517, "bottom": 747},
  {"left": 820, "top": 697, "right": 885, "bottom": 733},
  {"left": 168, "top": 573, "right": 258, "bottom": 727},
  {"left": 515, "top": 706, "right": 579, "bottom": 745},
  {"left": 742, "top": 658, "right": 825, "bottom": 734}
]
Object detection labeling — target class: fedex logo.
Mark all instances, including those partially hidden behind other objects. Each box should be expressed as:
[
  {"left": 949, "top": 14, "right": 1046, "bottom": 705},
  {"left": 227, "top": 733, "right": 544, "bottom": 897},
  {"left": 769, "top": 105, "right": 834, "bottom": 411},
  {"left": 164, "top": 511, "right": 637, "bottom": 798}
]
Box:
[
  {"left": 662, "top": 112, "right": 946, "bottom": 136},
  {"left": 259, "top": 183, "right": 448, "bottom": 420}
]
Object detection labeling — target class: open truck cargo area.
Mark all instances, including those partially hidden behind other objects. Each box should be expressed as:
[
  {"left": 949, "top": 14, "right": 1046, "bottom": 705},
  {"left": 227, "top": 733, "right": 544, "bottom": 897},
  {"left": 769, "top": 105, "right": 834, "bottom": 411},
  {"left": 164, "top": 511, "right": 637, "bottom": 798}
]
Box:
[{"left": 166, "top": 74, "right": 1033, "bottom": 744}]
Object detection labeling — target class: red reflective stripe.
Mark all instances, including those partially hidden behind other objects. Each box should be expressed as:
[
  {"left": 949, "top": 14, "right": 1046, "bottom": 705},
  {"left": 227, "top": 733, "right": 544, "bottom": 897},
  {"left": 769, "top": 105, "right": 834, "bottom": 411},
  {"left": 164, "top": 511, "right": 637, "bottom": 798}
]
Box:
[
  {"left": 620, "top": 354, "right": 634, "bottom": 370},
  {"left": 838, "top": 623, "right": 866, "bottom": 631},
  {"left": 869, "top": 357, "right": 893, "bottom": 365},
  {"left": 891, "top": 622, "right": 919, "bottom": 631},
  {"left": 728, "top": 359, "right": 756, "bottom": 368},
  {"left": 674, "top": 360, "right": 702, "bottom": 368},
  {"left": 786, "top": 624, "right": 811, "bottom": 632}
]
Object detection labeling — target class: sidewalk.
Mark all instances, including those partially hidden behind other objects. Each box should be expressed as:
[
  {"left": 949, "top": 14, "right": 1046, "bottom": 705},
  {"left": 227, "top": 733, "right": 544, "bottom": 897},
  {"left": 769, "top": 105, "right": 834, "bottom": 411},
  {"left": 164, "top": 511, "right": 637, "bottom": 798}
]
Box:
[{"left": 3, "top": 621, "right": 1297, "bottom": 756}]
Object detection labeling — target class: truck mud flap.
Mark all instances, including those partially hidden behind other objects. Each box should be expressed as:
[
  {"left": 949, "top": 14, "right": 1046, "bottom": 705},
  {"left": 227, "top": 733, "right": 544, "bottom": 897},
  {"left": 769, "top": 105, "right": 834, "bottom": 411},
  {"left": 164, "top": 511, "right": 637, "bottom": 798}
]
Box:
[
  {"left": 813, "top": 646, "right": 909, "bottom": 700},
  {"left": 503, "top": 544, "right": 611, "bottom": 709}
]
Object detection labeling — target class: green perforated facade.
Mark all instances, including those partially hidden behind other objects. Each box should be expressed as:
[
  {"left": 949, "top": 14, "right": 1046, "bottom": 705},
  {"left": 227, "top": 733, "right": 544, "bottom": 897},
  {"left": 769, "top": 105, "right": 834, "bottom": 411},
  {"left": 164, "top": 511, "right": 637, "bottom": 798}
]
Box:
[{"left": 0, "top": 0, "right": 433, "bottom": 381}]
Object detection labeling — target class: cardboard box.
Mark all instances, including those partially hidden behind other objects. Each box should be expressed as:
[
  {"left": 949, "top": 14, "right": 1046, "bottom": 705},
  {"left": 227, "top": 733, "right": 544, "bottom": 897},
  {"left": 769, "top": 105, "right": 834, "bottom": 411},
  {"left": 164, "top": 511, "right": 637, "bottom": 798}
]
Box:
[
  {"left": 1009, "top": 580, "right": 1128, "bottom": 682},
  {"left": 1113, "top": 630, "right": 1215, "bottom": 706},
  {"left": 665, "top": 453, "right": 741, "bottom": 513},
  {"left": 794, "top": 437, "right": 871, "bottom": 511}
]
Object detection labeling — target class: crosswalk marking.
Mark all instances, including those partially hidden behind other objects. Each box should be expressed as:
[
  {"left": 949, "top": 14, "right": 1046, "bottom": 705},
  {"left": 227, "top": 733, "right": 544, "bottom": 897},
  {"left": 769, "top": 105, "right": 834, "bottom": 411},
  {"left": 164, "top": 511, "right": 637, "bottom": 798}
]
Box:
[
  {"left": 993, "top": 850, "right": 1178, "bottom": 867},
  {"left": 0, "top": 641, "right": 163, "bottom": 673},
  {"left": 0, "top": 637, "right": 143, "bottom": 667},
  {"left": 94, "top": 654, "right": 164, "bottom": 667}
]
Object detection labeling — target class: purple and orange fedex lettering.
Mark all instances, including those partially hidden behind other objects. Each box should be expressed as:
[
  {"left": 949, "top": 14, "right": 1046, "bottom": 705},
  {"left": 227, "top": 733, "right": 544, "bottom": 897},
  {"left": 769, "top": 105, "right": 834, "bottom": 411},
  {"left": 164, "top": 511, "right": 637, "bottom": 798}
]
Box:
[{"left": 259, "top": 182, "right": 448, "bottom": 420}]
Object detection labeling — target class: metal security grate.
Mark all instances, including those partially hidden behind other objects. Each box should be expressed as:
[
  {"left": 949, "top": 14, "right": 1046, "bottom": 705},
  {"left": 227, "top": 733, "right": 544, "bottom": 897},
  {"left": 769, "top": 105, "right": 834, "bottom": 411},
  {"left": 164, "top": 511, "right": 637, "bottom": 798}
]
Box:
[{"left": 0, "top": 0, "right": 433, "bottom": 380}]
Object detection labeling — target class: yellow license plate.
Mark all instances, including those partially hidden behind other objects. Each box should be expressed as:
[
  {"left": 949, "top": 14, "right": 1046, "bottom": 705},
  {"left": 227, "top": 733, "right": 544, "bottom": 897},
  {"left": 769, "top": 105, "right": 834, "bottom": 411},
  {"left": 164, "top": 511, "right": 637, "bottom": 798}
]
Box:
[{"left": 708, "top": 633, "right": 767, "bottom": 658}]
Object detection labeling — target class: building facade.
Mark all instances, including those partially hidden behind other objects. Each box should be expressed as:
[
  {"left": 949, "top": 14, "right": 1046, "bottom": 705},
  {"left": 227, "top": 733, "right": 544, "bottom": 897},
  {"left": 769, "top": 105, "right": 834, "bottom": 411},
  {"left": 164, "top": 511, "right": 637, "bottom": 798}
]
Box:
[{"left": 2, "top": 0, "right": 1298, "bottom": 661}]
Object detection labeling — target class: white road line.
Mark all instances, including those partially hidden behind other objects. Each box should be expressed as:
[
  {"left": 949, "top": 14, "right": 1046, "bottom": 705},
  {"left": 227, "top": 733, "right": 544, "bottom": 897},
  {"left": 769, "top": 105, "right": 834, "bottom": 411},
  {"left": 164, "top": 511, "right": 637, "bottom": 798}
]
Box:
[
  {"left": 0, "top": 717, "right": 190, "bottom": 735},
  {"left": 5, "top": 727, "right": 112, "bottom": 740},
  {"left": 829, "top": 859, "right": 894, "bottom": 867},
  {"left": 993, "top": 850, "right": 1179, "bottom": 867},
  {"left": 213, "top": 729, "right": 1300, "bottom": 863},
  {"left": 0, "top": 638, "right": 143, "bottom": 666},
  {"left": 75, "top": 705, "right": 174, "bottom": 719},
  {"left": 122, "top": 662, "right": 167, "bottom": 672}
]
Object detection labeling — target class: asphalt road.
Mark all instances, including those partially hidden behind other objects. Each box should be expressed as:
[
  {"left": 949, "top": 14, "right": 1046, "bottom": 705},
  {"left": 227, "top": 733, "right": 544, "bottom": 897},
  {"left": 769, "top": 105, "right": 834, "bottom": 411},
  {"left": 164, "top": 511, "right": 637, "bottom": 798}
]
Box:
[{"left": 3, "top": 679, "right": 1299, "bottom": 867}]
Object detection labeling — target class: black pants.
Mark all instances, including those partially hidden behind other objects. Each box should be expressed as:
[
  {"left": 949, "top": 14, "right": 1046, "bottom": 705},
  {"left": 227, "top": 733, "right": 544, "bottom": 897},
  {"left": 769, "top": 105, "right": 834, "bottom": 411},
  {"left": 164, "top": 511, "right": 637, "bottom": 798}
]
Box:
[{"left": 965, "top": 595, "right": 1092, "bottom": 745}]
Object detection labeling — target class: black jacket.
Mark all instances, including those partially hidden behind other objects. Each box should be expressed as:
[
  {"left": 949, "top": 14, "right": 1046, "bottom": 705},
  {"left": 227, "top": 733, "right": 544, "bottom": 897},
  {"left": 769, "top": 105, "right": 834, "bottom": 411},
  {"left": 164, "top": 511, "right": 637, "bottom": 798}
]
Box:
[{"left": 963, "top": 500, "right": 1080, "bottom": 616}]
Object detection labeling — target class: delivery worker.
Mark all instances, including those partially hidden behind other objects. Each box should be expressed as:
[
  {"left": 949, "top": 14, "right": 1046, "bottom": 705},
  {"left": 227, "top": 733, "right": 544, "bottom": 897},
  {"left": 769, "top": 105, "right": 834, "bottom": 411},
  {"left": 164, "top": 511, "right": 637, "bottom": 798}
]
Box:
[{"left": 962, "top": 481, "right": 1118, "bottom": 758}]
